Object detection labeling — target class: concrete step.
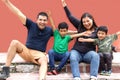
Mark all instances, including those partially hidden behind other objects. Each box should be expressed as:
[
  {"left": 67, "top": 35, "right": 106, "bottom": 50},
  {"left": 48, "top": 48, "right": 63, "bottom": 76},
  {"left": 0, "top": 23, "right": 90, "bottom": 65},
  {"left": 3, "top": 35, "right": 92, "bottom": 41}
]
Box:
[
  {"left": 0, "top": 52, "right": 120, "bottom": 73},
  {"left": 6, "top": 72, "right": 120, "bottom": 80}
]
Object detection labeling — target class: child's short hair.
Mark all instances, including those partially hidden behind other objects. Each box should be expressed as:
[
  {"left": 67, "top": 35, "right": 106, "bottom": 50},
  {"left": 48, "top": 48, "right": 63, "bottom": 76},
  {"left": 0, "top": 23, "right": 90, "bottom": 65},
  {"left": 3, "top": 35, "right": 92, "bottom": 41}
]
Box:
[
  {"left": 97, "top": 26, "right": 108, "bottom": 34},
  {"left": 58, "top": 22, "right": 68, "bottom": 30}
]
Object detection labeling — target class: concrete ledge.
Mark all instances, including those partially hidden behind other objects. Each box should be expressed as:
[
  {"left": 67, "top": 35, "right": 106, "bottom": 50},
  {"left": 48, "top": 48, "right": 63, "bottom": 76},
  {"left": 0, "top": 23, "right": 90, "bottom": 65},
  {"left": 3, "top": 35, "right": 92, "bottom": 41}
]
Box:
[
  {"left": 0, "top": 53, "right": 39, "bottom": 73},
  {"left": 0, "top": 52, "right": 120, "bottom": 73}
]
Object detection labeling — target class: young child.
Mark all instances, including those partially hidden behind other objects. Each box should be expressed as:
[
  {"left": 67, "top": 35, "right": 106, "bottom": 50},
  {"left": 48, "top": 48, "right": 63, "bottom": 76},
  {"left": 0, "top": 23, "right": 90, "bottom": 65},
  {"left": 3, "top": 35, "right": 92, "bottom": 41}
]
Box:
[
  {"left": 78, "top": 26, "right": 120, "bottom": 76},
  {"left": 47, "top": 11, "right": 89, "bottom": 75}
]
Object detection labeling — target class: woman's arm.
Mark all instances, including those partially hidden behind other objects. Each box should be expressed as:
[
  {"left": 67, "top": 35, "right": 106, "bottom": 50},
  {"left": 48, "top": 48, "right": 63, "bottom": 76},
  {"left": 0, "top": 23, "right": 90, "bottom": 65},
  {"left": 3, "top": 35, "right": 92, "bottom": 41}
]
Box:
[{"left": 61, "top": 0, "right": 80, "bottom": 29}]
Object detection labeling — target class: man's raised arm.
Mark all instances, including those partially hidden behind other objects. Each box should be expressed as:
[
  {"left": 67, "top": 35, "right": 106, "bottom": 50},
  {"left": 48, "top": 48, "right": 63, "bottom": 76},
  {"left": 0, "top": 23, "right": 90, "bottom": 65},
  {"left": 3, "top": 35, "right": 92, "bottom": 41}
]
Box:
[{"left": 1, "top": 0, "right": 26, "bottom": 25}]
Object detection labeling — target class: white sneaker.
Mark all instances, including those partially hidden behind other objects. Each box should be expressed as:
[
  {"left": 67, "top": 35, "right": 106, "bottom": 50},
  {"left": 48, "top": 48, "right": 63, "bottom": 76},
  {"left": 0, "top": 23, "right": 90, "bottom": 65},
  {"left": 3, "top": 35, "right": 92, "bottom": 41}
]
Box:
[
  {"left": 74, "top": 77, "right": 81, "bottom": 80},
  {"left": 90, "top": 76, "right": 97, "bottom": 80}
]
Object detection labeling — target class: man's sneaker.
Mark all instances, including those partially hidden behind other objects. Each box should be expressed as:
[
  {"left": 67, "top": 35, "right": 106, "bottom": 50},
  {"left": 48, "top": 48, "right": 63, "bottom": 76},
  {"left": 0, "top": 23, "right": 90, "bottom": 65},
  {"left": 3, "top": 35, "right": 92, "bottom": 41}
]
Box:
[
  {"left": 105, "top": 70, "right": 112, "bottom": 76},
  {"left": 100, "top": 70, "right": 106, "bottom": 75}
]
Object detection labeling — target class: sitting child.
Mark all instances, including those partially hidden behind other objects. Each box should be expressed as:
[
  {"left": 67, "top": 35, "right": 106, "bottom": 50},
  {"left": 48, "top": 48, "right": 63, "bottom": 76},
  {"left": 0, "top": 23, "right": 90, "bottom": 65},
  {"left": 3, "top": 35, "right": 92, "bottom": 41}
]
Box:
[
  {"left": 78, "top": 26, "right": 120, "bottom": 76},
  {"left": 47, "top": 11, "right": 89, "bottom": 75}
]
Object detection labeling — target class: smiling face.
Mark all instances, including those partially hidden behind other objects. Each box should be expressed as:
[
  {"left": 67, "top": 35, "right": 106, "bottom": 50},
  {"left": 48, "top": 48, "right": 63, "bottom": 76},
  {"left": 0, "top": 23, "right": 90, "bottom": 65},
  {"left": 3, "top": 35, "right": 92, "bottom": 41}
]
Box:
[
  {"left": 97, "top": 31, "right": 107, "bottom": 40},
  {"left": 36, "top": 15, "right": 48, "bottom": 29},
  {"left": 80, "top": 12, "right": 97, "bottom": 31},
  {"left": 82, "top": 17, "right": 93, "bottom": 30}
]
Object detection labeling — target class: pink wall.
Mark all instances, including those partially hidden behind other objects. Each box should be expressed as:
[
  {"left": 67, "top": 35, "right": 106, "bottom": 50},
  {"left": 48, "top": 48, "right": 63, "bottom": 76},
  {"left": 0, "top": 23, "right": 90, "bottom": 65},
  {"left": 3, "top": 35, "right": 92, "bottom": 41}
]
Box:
[{"left": 0, "top": 0, "right": 120, "bottom": 52}]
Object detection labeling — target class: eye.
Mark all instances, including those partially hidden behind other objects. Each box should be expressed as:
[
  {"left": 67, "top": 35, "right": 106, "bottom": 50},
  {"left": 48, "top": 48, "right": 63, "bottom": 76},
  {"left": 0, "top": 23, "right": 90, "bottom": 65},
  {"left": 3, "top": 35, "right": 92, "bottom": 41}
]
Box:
[
  {"left": 43, "top": 19, "right": 47, "bottom": 22},
  {"left": 39, "top": 19, "right": 42, "bottom": 21}
]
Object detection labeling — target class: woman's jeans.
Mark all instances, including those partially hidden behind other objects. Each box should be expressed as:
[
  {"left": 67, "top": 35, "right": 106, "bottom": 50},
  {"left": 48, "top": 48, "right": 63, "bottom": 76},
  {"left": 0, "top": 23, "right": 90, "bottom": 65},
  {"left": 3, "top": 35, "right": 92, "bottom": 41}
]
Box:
[
  {"left": 48, "top": 49, "right": 70, "bottom": 70},
  {"left": 70, "top": 50, "right": 100, "bottom": 78}
]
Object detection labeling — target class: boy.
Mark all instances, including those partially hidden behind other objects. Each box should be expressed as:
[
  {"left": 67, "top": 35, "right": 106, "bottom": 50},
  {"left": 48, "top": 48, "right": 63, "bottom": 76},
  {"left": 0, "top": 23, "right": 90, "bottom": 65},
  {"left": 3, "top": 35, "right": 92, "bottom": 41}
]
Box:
[
  {"left": 47, "top": 11, "right": 89, "bottom": 75},
  {"left": 78, "top": 26, "right": 120, "bottom": 76}
]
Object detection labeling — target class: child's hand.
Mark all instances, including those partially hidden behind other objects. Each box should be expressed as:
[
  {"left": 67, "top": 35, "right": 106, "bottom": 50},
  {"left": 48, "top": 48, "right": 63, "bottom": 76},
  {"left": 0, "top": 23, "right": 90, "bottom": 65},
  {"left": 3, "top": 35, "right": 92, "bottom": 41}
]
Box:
[
  {"left": 115, "top": 47, "right": 120, "bottom": 52},
  {"left": 46, "top": 10, "right": 51, "bottom": 17},
  {"left": 78, "top": 38, "right": 85, "bottom": 42}
]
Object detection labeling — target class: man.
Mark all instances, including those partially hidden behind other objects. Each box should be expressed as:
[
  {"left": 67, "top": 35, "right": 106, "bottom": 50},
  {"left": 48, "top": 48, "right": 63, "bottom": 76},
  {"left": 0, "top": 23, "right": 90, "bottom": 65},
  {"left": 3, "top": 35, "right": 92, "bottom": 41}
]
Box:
[{"left": 0, "top": 0, "right": 53, "bottom": 80}]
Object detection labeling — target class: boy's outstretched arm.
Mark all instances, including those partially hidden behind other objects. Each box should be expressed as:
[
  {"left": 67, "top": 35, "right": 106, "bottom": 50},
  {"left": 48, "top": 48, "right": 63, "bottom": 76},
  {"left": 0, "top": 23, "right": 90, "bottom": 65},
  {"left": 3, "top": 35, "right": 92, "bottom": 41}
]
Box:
[
  {"left": 70, "top": 31, "right": 91, "bottom": 39},
  {"left": 1, "top": 0, "right": 26, "bottom": 25},
  {"left": 78, "top": 38, "right": 95, "bottom": 42},
  {"left": 47, "top": 11, "right": 56, "bottom": 31},
  {"left": 116, "top": 31, "right": 120, "bottom": 36},
  {"left": 67, "top": 30, "right": 78, "bottom": 34}
]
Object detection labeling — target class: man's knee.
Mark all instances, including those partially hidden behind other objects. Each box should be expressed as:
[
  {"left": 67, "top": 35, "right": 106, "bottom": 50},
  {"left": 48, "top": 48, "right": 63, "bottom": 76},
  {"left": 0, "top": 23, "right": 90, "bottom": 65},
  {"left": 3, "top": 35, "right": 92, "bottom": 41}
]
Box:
[
  {"left": 38, "top": 56, "right": 48, "bottom": 64},
  {"left": 10, "top": 40, "right": 19, "bottom": 47}
]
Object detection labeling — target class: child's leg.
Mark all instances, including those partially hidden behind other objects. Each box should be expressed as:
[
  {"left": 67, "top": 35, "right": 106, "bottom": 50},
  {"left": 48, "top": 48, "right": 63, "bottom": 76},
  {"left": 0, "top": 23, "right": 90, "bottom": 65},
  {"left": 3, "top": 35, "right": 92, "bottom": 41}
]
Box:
[
  {"left": 56, "top": 51, "right": 70, "bottom": 71},
  {"left": 105, "top": 53, "right": 112, "bottom": 76},
  {"left": 99, "top": 53, "right": 106, "bottom": 71},
  {"left": 48, "top": 49, "right": 56, "bottom": 70},
  {"left": 105, "top": 53, "right": 112, "bottom": 71}
]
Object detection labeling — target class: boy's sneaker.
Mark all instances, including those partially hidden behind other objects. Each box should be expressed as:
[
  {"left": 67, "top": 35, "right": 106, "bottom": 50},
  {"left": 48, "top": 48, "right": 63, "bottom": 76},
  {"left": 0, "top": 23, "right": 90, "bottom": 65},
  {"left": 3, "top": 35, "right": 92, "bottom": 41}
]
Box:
[
  {"left": 52, "top": 69, "right": 58, "bottom": 75},
  {"left": 47, "top": 69, "right": 53, "bottom": 75},
  {"left": 47, "top": 71, "right": 53, "bottom": 75},
  {"left": 47, "top": 68, "right": 54, "bottom": 75},
  {"left": 100, "top": 70, "right": 106, "bottom": 75},
  {"left": 105, "top": 70, "right": 112, "bottom": 76},
  {"left": 52, "top": 67, "right": 61, "bottom": 75}
]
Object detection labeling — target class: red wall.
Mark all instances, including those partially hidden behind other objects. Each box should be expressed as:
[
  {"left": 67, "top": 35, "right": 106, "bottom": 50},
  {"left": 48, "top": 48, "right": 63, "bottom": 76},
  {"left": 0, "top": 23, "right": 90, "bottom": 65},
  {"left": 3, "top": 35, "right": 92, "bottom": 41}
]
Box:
[{"left": 0, "top": 0, "right": 120, "bottom": 52}]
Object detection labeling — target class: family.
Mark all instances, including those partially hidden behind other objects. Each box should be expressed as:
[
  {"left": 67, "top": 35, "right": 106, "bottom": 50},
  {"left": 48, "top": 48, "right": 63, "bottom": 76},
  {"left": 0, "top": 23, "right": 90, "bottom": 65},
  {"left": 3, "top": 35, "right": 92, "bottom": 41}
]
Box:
[{"left": 0, "top": 0, "right": 120, "bottom": 80}]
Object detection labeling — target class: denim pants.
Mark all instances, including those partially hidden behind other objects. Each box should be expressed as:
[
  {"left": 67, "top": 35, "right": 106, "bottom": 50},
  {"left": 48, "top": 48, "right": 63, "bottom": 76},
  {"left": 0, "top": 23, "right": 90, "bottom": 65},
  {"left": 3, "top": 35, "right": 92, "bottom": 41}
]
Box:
[
  {"left": 48, "top": 49, "right": 70, "bottom": 70},
  {"left": 70, "top": 50, "right": 100, "bottom": 78}
]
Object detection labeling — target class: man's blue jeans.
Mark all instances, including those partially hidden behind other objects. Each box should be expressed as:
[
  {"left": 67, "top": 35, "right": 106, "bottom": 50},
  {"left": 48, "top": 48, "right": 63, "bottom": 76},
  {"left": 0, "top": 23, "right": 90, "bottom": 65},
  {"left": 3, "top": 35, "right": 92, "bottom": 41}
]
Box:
[
  {"left": 48, "top": 49, "right": 70, "bottom": 70},
  {"left": 70, "top": 50, "right": 100, "bottom": 78}
]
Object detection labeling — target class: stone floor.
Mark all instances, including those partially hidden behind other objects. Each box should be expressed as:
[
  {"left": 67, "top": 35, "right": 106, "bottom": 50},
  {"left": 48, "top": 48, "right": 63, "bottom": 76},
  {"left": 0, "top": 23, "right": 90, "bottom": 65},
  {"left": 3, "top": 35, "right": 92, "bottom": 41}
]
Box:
[{"left": 6, "top": 72, "right": 120, "bottom": 80}]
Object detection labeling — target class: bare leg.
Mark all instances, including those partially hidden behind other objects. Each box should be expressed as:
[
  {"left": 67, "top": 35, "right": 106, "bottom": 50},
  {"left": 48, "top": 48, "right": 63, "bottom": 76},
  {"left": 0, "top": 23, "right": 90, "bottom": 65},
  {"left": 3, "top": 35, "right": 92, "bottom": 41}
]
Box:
[
  {"left": 38, "top": 55, "right": 48, "bottom": 80},
  {"left": 5, "top": 40, "right": 24, "bottom": 66}
]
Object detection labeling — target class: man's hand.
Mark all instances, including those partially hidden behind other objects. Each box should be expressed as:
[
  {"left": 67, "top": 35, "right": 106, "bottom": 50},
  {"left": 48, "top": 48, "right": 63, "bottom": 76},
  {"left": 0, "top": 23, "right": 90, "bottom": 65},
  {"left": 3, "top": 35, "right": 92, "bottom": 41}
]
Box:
[{"left": 1, "top": 0, "right": 8, "bottom": 3}]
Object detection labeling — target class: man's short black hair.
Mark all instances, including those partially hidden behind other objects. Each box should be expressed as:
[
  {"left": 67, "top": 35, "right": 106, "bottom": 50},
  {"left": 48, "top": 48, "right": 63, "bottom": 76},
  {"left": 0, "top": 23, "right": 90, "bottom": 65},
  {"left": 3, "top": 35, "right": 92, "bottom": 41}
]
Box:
[{"left": 37, "top": 12, "right": 48, "bottom": 19}]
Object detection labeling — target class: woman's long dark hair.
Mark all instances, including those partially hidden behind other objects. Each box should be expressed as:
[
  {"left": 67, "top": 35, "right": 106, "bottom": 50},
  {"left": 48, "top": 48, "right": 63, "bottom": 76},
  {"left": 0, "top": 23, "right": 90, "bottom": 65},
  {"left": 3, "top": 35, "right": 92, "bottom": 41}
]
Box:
[{"left": 78, "top": 12, "right": 98, "bottom": 33}]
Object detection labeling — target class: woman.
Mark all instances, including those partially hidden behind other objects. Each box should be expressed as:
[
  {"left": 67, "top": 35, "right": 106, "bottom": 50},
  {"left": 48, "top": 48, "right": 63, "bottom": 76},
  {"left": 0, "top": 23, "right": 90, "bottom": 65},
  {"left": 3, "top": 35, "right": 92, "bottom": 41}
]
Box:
[{"left": 61, "top": 0, "right": 100, "bottom": 80}]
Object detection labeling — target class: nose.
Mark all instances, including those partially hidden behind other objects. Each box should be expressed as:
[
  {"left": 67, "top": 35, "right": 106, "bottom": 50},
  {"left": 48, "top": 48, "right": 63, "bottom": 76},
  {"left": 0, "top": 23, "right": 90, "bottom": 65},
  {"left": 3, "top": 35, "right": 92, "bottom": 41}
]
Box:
[
  {"left": 85, "top": 22, "right": 89, "bottom": 25},
  {"left": 41, "top": 20, "right": 44, "bottom": 23}
]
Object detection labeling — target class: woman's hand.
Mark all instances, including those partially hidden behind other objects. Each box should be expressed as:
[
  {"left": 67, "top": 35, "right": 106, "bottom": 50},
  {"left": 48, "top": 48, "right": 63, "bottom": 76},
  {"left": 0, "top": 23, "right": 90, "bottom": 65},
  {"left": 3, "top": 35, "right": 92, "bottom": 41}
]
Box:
[
  {"left": 61, "top": 0, "right": 67, "bottom": 7},
  {"left": 81, "top": 31, "right": 91, "bottom": 37}
]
